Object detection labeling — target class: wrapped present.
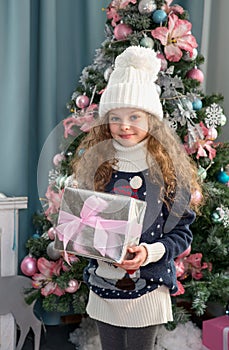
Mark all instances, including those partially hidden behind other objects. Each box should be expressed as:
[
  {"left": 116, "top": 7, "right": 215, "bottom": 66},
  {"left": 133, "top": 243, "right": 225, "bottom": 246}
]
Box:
[
  {"left": 202, "top": 315, "right": 229, "bottom": 350},
  {"left": 55, "top": 187, "right": 147, "bottom": 263}
]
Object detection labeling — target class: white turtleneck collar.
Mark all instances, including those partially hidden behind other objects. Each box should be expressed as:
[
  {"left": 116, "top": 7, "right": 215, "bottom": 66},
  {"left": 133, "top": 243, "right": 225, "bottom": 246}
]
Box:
[{"left": 112, "top": 139, "right": 148, "bottom": 172}]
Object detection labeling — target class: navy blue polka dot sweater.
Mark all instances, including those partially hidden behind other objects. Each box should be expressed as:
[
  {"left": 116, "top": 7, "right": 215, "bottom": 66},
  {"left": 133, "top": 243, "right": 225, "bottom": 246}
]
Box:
[{"left": 83, "top": 141, "right": 195, "bottom": 299}]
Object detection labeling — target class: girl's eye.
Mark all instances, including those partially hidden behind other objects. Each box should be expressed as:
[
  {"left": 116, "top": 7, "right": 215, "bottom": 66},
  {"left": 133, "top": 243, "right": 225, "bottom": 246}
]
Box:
[
  {"left": 130, "top": 115, "right": 139, "bottom": 121},
  {"left": 109, "top": 116, "right": 120, "bottom": 122}
]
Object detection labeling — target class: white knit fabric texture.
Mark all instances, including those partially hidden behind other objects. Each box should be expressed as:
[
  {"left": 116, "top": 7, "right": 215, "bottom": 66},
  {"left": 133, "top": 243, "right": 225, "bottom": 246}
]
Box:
[{"left": 99, "top": 46, "right": 163, "bottom": 120}]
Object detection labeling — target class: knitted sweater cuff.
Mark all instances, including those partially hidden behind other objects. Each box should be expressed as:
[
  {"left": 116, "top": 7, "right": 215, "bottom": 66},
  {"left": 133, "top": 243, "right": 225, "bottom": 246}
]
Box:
[{"left": 140, "top": 242, "right": 165, "bottom": 266}]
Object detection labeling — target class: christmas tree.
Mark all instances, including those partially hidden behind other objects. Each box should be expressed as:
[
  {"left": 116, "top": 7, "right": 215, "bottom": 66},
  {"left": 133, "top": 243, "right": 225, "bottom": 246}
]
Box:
[{"left": 21, "top": 0, "right": 229, "bottom": 326}]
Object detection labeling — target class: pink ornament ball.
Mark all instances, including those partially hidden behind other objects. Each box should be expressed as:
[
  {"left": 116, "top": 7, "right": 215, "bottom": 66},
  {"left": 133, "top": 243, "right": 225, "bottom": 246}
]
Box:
[
  {"left": 53, "top": 153, "right": 65, "bottom": 167},
  {"left": 186, "top": 68, "right": 204, "bottom": 83},
  {"left": 207, "top": 127, "right": 218, "bottom": 141},
  {"left": 21, "top": 256, "right": 38, "bottom": 276},
  {"left": 65, "top": 279, "right": 79, "bottom": 293},
  {"left": 48, "top": 227, "right": 56, "bottom": 240},
  {"left": 114, "top": 23, "right": 133, "bottom": 40},
  {"left": 76, "top": 95, "right": 90, "bottom": 109},
  {"left": 191, "top": 189, "right": 203, "bottom": 205}
]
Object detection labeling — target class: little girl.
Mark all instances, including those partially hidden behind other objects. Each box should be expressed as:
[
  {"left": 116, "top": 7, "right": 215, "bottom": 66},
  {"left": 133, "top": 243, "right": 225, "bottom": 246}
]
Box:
[{"left": 71, "top": 46, "right": 201, "bottom": 350}]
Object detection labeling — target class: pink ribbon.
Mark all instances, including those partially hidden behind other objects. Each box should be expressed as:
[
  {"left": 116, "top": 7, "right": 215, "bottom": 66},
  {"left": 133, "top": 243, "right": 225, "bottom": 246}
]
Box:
[{"left": 56, "top": 195, "right": 141, "bottom": 262}]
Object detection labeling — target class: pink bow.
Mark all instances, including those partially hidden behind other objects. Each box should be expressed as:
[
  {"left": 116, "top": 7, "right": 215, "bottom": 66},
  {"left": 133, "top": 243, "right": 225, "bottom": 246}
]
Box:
[{"left": 56, "top": 195, "right": 140, "bottom": 262}]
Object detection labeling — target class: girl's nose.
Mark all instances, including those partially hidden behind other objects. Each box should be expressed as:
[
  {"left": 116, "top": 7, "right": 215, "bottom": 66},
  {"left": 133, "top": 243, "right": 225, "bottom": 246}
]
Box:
[{"left": 120, "top": 123, "right": 130, "bottom": 130}]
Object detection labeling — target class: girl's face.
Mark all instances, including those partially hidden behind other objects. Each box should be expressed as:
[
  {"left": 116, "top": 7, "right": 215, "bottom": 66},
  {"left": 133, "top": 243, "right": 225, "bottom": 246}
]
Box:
[{"left": 108, "top": 108, "right": 149, "bottom": 146}]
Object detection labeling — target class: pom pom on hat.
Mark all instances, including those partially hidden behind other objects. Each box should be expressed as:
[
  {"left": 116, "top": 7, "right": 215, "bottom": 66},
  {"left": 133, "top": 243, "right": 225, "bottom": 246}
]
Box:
[
  {"left": 99, "top": 46, "right": 163, "bottom": 120},
  {"left": 115, "top": 46, "right": 161, "bottom": 81}
]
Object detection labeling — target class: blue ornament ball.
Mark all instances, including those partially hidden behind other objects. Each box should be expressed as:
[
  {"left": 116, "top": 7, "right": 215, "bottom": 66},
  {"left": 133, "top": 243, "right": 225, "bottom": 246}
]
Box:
[
  {"left": 217, "top": 169, "right": 229, "bottom": 184},
  {"left": 192, "top": 99, "right": 202, "bottom": 110},
  {"left": 152, "top": 10, "right": 167, "bottom": 24},
  {"left": 32, "top": 233, "right": 40, "bottom": 239}
]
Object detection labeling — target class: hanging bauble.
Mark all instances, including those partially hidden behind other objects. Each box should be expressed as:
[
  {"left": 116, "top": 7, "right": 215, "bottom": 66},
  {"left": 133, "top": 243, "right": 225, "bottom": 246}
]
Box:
[
  {"left": 114, "top": 23, "right": 133, "bottom": 40},
  {"left": 197, "top": 166, "right": 207, "bottom": 181},
  {"left": 181, "top": 98, "right": 193, "bottom": 110},
  {"left": 20, "top": 255, "right": 38, "bottom": 276},
  {"left": 207, "top": 127, "right": 218, "bottom": 141},
  {"left": 53, "top": 153, "right": 65, "bottom": 167},
  {"left": 186, "top": 68, "right": 204, "bottom": 83},
  {"left": 192, "top": 98, "right": 202, "bottom": 110},
  {"left": 46, "top": 241, "right": 62, "bottom": 260},
  {"left": 220, "top": 114, "right": 227, "bottom": 126},
  {"left": 48, "top": 227, "right": 56, "bottom": 240},
  {"left": 138, "top": 0, "right": 157, "bottom": 14},
  {"left": 76, "top": 94, "right": 90, "bottom": 109},
  {"left": 217, "top": 168, "right": 229, "bottom": 184},
  {"left": 182, "top": 48, "right": 198, "bottom": 62},
  {"left": 157, "top": 53, "right": 168, "bottom": 71},
  {"left": 140, "top": 36, "right": 154, "bottom": 49},
  {"left": 65, "top": 279, "right": 79, "bottom": 293},
  {"left": 191, "top": 189, "right": 203, "bottom": 205},
  {"left": 211, "top": 211, "right": 221, "bottom": 223},
  {"left": 152, "top": 10, "right": 167, "bottom": 24},
  {"left": 32, "top": 232, "right": 40, "bottom": 239},
  {"left": 104, "top": 66, "right": 113, "bottom": 82}
]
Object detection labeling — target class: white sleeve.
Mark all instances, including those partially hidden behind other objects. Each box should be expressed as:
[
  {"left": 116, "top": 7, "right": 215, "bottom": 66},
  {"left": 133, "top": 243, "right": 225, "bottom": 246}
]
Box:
[{"left": 140, "top": 242, "right": 166, "bottom": 266}]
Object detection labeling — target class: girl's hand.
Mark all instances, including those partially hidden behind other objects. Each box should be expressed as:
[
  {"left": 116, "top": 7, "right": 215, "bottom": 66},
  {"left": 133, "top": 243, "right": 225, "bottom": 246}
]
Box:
[{"left": 115, "top": 245, "right": 148, "bottom": 271}]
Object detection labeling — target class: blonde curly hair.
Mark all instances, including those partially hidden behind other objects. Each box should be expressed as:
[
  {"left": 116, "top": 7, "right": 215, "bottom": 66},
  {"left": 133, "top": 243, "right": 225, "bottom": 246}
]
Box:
[{"left": 71, "top": 113, "right": 202, "bottom": 212}]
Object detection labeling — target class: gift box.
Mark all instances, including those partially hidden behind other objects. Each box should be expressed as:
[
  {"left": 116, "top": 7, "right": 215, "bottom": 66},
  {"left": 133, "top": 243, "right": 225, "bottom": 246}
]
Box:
[
  {"left": 202, "top": 315, "right": 229, "bottom": 350},
  {"left": 55, "top": 187, "right": 147, "bottom": 263}
]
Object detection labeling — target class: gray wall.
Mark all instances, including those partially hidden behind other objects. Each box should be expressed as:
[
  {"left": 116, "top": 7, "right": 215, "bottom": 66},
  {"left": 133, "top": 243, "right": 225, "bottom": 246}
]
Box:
[{"left": 202, "top": 0, "right": 229, "bottom": 142}]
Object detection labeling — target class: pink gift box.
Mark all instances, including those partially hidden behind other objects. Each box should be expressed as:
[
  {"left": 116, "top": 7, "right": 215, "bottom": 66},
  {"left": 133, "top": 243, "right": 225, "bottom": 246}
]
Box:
[{"left": 202, "top": 315, "right": 229, "bottom": 350}]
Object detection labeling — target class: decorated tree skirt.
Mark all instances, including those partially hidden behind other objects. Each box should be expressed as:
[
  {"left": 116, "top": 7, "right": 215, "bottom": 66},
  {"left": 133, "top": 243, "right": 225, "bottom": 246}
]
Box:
[{"left": 69, "top": 317, "right": 205, "bottom": 350}]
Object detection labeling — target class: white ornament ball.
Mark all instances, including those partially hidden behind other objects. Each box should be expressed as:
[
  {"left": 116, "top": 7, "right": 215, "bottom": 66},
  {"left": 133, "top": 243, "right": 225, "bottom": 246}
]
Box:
[
  {"left": 138, "top": 0, "right": 157, "bottom": 14},
  {"left": 140, "top": 36, "right": 154, "bottom": 49},
  {"left": 221, "top": 114, "right": 227, "bottom": 126},
  {"left": 181, "top": 98, "right": 193, "bottom": 110},
  {"left": 197, "top": 166, "right": 207, "bottom": 181},
  {"left": 182, "top": 48, "right": 198, "bottom": 62}
]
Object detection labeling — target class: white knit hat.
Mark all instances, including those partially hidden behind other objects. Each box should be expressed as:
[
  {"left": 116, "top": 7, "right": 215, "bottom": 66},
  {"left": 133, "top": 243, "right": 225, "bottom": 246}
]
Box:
[{"left": 99, "top": 46, "right": 163, "bottom": 120}]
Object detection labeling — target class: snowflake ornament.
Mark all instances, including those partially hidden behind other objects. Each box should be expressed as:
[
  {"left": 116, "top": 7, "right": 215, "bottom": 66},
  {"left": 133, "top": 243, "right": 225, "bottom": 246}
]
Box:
[{"left": 205, "top": 103, "right": 223, "bottom": 128}]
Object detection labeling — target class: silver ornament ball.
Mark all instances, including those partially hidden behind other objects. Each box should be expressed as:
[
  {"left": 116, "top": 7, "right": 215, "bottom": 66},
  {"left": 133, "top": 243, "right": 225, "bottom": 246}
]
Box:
[
  {"left": 47, "top": 241, "right": 62, "bottom": 260},
  {"left": 183, "top": 48, "right": 198, "bottom": 62},
  {"left": 138, "top": 0, "right": 157, "bottom": 14}
]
